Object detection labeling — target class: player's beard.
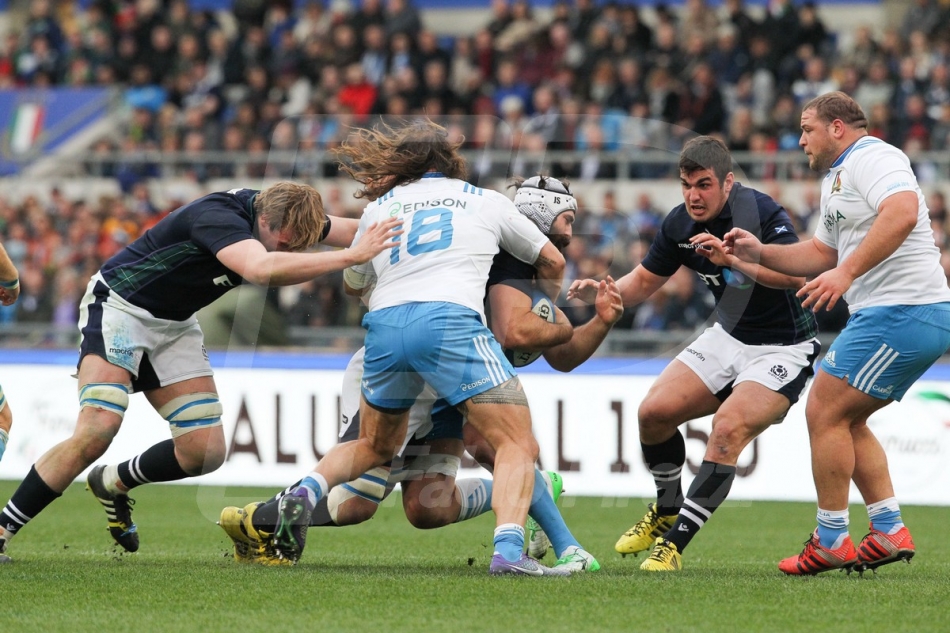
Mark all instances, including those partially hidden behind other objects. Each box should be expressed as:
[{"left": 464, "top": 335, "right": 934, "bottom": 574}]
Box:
[{"left": 550, "top": 234, "right": 570, "bottom": 249}]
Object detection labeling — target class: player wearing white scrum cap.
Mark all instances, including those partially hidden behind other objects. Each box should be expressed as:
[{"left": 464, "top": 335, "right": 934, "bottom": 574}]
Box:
[{"left": 220, "top": 173, "right": 623, "bottom": 575}]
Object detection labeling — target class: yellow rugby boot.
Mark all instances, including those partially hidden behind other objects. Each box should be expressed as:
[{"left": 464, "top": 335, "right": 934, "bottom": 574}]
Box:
[
  {"left": 640, "top": 537, "right": 682, "bottom": 572},
  {"left": 615, "top": 503, "right": 677, "bottom": 557}
]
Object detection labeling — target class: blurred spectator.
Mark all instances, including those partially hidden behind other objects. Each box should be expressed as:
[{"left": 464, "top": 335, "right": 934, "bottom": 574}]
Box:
[
  {"left": 295, "top": 1, "right": 333, "bottom": 43},
  {"left": 681, "top": 0, "right": 719, "bottom": 47},
  {"left": 361, "top": 24, "right": 388, "bottom": 86},
  {"left": 791, "top": 58, "right": 838, "bottom": 105},
  {"left": 853, "top": 58, "right": 894, "bottom": 115},
  {"left": 494, "top": 0, "right": 539, "bottom": 54},
  {"left": 348, "top": 0, "right": 385, "bottom": 35},
  {"left": 485, "top": 0, "right": 512, "bottom": 37},
  {"left": 796, "top": 2, "right": 831, "bottom": 58},
  {"left": 893, "top": 94, "right": 935, "bottom": 149},
  {"left": 676, "top": 63, "right": 726, "bottom": 137},
  {"left": 338, "top": 63, "right": 378, "bottom": 120},
  {"left": 386, "top": 0, "right": 422, "bottom": 40},
  {"left": 721, "top": 0, "right": 757, "bottom": 49},
  {"left": 843, "top": 25, "right": 879, "bottom": 74},
  {"left": 900, "top": 0, "right": 943, "bottom": 39}
]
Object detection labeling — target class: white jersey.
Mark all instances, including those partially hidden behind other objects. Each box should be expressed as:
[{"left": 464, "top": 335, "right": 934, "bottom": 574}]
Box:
[
  {"left": 348, "top": 175, "right": 548, "bottom": 320},
  {"left": 814, "top": 136, "right": 950, "bottom": 312}
]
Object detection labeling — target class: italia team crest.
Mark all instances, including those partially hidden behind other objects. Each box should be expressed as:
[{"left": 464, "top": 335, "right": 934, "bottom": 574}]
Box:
[{"left": 830, "top": 170, "right": 843, "bottom": 194}]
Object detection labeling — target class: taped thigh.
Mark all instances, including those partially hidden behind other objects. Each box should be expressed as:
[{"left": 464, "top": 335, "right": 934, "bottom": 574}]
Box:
[
  {"left": 79, "top": 382, "right": 131, "bottom": 419},
  {"left": 157, "top": 392, "right": 223, "bottom": 438},
  {"left": 326, "top": 466, "right": 392, "bottom": 523},
  {"left": 399, "top": 453, "right": 462, "bottom": 481}
]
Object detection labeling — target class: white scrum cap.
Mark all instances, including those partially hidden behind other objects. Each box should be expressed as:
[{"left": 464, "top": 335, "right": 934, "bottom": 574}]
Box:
[{"left": 513, "top": 175, "right": 577, "bottom": 235}]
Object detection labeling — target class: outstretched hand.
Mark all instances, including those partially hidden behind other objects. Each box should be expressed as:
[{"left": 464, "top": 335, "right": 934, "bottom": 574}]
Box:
[
  {"left": 349, "top": 217, "right": 403, "bottom": 264},
  {"left": 722, "top": 228, "right": 762, "bottom": 263},
  {"left": 567, "top": 278, "right": 600, "bottom": 304},
  {"left": 689, "top": 233, "right": 732, "bottom": 267},
  {"left": 595, "top": 276, "right": 624, "bottom": 325}
]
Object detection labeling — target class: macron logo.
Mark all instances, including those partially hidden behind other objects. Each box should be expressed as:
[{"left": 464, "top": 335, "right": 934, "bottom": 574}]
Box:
[{"left": 213, "top": 275, "right": 234, "bottom": 287}]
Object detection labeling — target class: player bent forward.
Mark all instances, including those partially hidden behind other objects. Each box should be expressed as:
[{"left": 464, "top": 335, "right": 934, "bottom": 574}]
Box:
[
  {"left": 219, "top": 176, "right": 623, "bottom": 574},
  {"left": 261, "top": 121, "right": 569, "bottom": 577},
  {"left": 0, "top": 182, "right": 401, "bottom": 562},
  {"left": 570, "top": 136, "right": 820, "bottom": 571}
]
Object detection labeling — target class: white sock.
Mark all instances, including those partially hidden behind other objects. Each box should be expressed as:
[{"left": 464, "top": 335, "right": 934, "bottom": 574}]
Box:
[{"left": 102, "top": 464, "right": 126, "bottom": 495}]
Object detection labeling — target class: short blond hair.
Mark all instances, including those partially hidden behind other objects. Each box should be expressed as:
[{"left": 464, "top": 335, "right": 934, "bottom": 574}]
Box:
[
  {"left": 803, "top": 91, "right": 869, "bottom": 129},
  {"left": 255, "top": 182, "right": 325, "bottom": 251}
]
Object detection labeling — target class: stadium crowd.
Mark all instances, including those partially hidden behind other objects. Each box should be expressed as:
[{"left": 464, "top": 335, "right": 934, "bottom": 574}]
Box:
[{"left": 1, "top": 0, "right": 950, "bottom": 341}]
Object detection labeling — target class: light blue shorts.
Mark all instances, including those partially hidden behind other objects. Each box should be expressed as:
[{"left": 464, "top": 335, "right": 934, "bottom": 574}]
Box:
[
  {"left": 361, "top": 302, "right": 516, "bottom": 410},
  {"left": 821, "top": 303, "right": 950, "bottom": 400}
]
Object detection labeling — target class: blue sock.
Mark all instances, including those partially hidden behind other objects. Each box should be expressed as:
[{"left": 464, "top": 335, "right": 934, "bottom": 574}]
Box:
[
  {"left": 816, "top": 508, "right": 849, "bottom": 549},
  {"left": 299, "top": 473, "right": 328, "bottom": 508},
  {"left": 455, "top": 478, "right": 493, "bottom": 522},
  {"left": 529, "top": 469, "right": 579, "bottom": 557},
  {"left": 867, "top": 497, "right": 904, "bottom": 534},
  {"left": 493, "top": 523, "right": 525, "bottom": 562}
]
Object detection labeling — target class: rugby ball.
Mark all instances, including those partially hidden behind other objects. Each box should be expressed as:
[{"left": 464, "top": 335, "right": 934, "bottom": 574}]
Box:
[{"left": 505, "top": 291, "right": 556, "bottom": 368}]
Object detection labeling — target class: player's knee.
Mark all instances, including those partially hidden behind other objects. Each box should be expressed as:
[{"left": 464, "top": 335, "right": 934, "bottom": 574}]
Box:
[
  {"left": 404, "top": 500, "right": 454, "bottom": 529},
  {"left": 707, "top": 419, "right": 745, "bottom": 460},
  {"left": 638, "top": 397, "right": 679, "bottom": 439},
  {"left": 176, "top": 430, "right": 227, "bottom": 475},
  {"left": 198, "top": 438, "right": 227, "bottom": 473},
  {"left": 403, "top": 475, "right": 459, "bottom": 529},
  {"left": 332, "top": 496, "right": 379, "bottom": 525}
]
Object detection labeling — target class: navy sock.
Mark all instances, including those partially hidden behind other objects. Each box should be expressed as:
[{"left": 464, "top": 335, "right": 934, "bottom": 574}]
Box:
[
  {"left": 117, "top": 439, "right": 190, "bottom": 489},
  {"left": 0, "top": 466, "right": 62, "bottom": 538},
  {"left": 641, "top": 432, "right": 686, "bottom": 516},
  {"left": 665, "top": 460, "right": 736, "bottom": 554}
]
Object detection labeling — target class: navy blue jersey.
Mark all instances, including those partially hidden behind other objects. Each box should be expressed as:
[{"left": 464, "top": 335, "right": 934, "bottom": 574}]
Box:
[
  {"left": 486, "top": 249, "right": 534, "bottom": 297},
  {"left": 100, "top": 189, "right": 258, "bottom": 321},
  {"left": 642, "top": 183, "right": 817, "bottom": 345}
]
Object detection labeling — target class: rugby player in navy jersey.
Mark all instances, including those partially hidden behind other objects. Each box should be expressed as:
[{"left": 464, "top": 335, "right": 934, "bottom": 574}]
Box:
[
  {"left": 0, "top": 182, "right": 401, "bottom": 562},
  {"left": 569, "top": 136, "right": 820, "bottom": 571},
  {"left": 219, "top": 176, "right": 622, "bottom": 574}
]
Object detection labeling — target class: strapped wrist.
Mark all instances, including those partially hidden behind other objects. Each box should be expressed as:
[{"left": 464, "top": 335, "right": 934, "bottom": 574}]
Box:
[{"left": 0, "top": 278, "right": 18, "bottom": 290}]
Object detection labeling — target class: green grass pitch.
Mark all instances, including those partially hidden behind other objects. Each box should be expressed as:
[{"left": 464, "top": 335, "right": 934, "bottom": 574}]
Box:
[{"left": 3, "top": 481, "right": 948, "bottom": 633}]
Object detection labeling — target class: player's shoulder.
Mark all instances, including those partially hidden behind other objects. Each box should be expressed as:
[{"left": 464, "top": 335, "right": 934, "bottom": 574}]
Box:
[
  {"left": 180, "top": 188, "right": 251, "bottom": 219},
  {"left": 659, "top": 202, "right": 689, "bottom": 233},
  {"left": 738, "top": 183, "right": 785, "bottom": 216},
  {"left": 842, "top": 136, "right": 904, "bottom": 167}
]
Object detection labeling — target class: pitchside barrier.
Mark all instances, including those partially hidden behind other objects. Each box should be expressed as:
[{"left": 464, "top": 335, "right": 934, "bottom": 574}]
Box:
[{"left": 1, "top": 350, "right": 948, "bottom": 506}]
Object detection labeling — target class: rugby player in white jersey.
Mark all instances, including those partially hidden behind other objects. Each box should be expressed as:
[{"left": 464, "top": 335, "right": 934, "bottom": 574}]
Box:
[
  {"left": 219, "top": 176, "right": 622, "bottom": 574},
  {"left": 269, "top": 120, "right": 569, "bottom": 576},
  {"left": 725, "top": 91, "right": 950, "bottom": 575}
]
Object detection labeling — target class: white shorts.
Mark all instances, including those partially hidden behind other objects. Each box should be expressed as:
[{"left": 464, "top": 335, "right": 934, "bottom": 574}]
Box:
[
  {"left": 676, "top": 323, "right": 820, "bottom": 406},
  {"left": 78, "top": 273, "right": 213, "bottom": 392}
]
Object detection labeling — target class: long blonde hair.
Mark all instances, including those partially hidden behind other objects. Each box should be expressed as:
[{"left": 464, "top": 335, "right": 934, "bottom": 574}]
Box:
[{"left": 333, "top": 119, "right": 468, "bottom": 201}]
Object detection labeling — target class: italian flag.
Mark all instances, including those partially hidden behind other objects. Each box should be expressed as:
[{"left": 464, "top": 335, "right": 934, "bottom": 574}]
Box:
[{"left": 10, "top": 103, "right": 44, "bottom": 154}]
